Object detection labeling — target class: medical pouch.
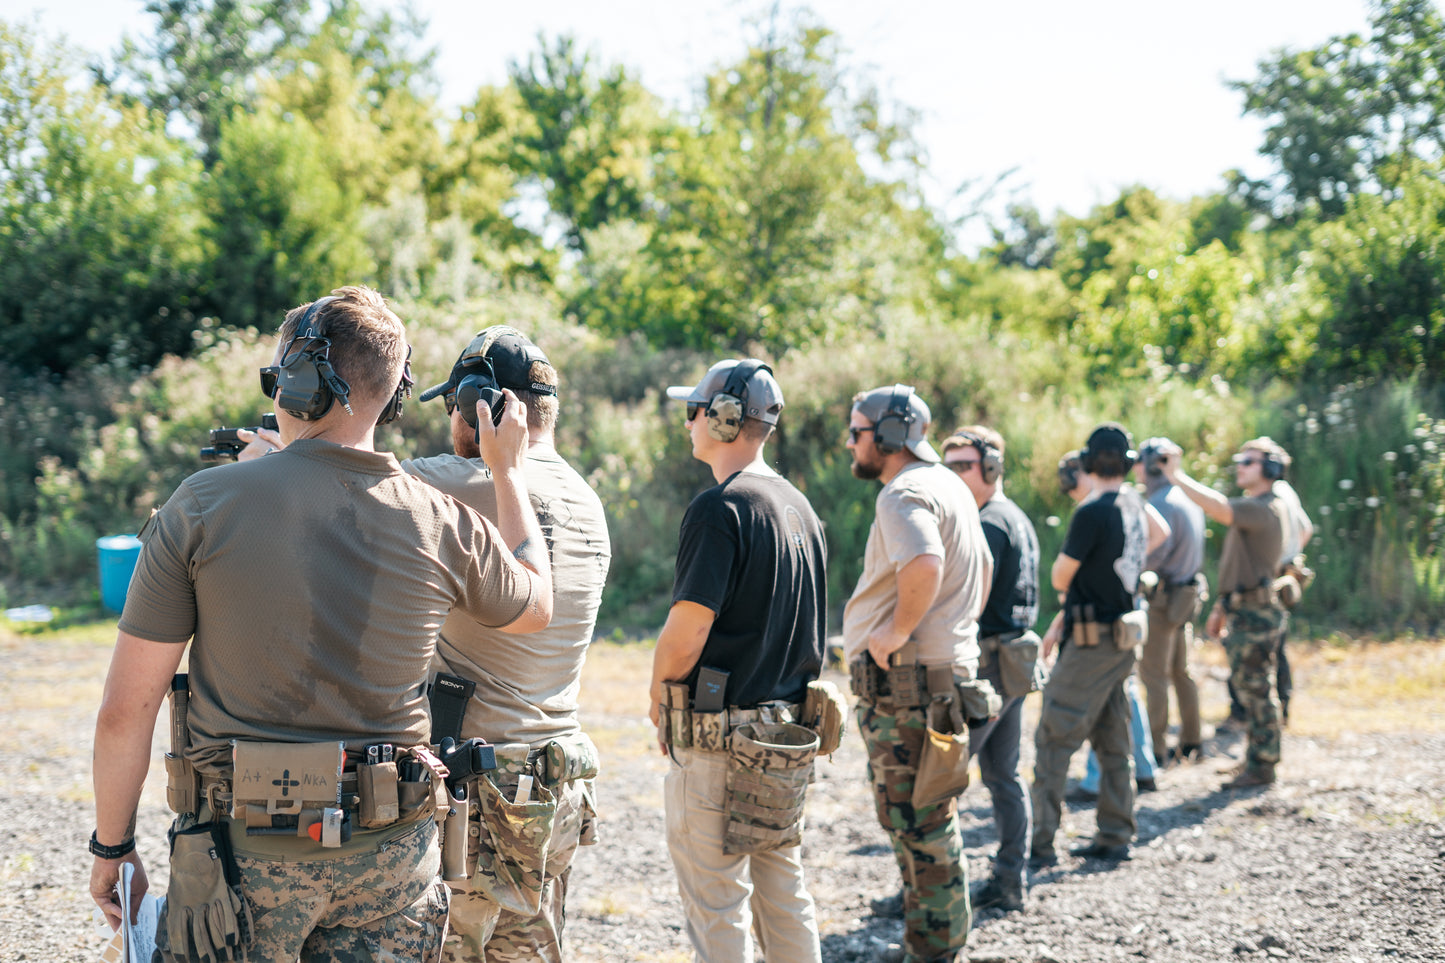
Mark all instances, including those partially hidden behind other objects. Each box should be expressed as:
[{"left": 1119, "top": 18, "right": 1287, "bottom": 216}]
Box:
[
  {"left": 544, "top": 732, "right": 600, "bottom": 787},
  {"left": 801, "top": 680, "right": 848, "bottom": 755},
  {"left": 229, "top": 741, "right": 343, "bottom": 819},
  {"left": 472, "top": 772, "right": 557, "bottom": 916},
  {"left": 157, "top": 820, "right": 252, "bottom": 963},
  {"left": 722, "top": 722, "right": 818, "bottom": 856},
  {"left": 164, "top": 753, "right": 199, "bottom": 816}
]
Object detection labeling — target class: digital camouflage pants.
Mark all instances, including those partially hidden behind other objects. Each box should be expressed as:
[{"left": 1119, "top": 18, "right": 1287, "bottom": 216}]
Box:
[
  {"left": 221, "top": 818, "right": 448, "bottom": 963},
  {"left": 857, "top": 698, "right": 970, "bottom": 963},
  {"left": 1224, "top": 602, "right": 1287, "bottom": 773}
]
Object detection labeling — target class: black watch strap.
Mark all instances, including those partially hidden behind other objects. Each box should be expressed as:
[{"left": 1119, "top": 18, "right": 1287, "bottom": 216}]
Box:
[{"left": 89, "top": 830, "right": 136, "bottom": 859}]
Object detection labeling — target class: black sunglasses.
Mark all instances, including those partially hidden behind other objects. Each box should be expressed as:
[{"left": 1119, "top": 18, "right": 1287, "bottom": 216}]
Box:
[
  {"left": 687, "top": 402, "right": 707, "bottom": 422},
  {"left": 848, "top": 426, "right": 875, "bottom": 443},
  {"left": 947, "top": 458, "right": 980, "bottom": 473},
  {"left": 1233, "top": 455, "right": 1260, "bottom": 467}
]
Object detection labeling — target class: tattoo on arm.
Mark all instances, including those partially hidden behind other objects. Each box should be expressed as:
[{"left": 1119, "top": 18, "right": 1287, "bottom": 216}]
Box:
[
  {"left": 125, "top": 810, "right": 138, "bottom": 840},
  {"left": 513, "top": 537, "right": 539, "bottom": 569}
]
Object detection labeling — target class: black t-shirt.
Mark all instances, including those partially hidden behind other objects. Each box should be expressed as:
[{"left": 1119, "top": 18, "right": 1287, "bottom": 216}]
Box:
[
  {"left": 672, "top": 471, "right": 828, "bottom": 707},
  {"left": 978, "top": 493, "right": 1040, "bottom": 638},
  {"left": 1060, "top": 487, "right": 1148, "bottom": 633}
]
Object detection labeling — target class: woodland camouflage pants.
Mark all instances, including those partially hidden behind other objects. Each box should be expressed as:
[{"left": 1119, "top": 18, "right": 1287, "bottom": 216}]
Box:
[{"left": 1225, "top": 603, "right": 1287, "bottom": 772}]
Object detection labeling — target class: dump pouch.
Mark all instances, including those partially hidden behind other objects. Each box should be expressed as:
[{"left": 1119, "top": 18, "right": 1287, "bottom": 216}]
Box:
[
  {"left": 1115, "top": 609, "right": 1148, "bottom": 653},
  {"left": 722, "top": 722, "right": 818, "bottom": 856},
  {"left": 157, "top": 820, "right": 252, "bottom": 963},
  {"left": 801, "top": 680, "right": 848, "bottom": 755},
  {"left": 472, "top": 773, "right": 557, "bottom": 915},
  {"left": 911, "top": 698, "right": 970, "bottom": 810},
  {"left": 994, "top": 630, "right": 1042, "bottom": 699}
]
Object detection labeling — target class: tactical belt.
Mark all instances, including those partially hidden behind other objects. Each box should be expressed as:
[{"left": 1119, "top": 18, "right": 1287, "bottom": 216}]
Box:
[
  {"left": 978, "top": 629, "right": 1025, "bottom": 667},
  {"left": 849, "top": 657, "right": 930, "bottom": 707},
  {"left": 659, "top": 698, "right": 804, "bottom": 753},
  {"left": 1223, "top": 583, "right": 1275, "bottom": 611},
  {"left": 1066, "top": 621, "right": 1116, "bottom": 648}
]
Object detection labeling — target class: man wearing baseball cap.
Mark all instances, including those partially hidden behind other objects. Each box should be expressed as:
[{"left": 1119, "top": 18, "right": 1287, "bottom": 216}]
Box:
[
  {"left": 843, "top": 385, "right": 997, "bottom": 963},
  {"left": 649, "top": 359, "right": 828, "bottom": 963},
  {"left": 404, "top": 326, "right": 613, "bottom": 963},
  {"left": 1030, "top": 423, "right": 1168, "bottom": 868}
]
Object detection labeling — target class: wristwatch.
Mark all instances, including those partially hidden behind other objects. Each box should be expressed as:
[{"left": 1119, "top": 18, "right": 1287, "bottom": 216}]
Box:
[{"left": 89, "top": 830, "right": 136, "bottom": 859}]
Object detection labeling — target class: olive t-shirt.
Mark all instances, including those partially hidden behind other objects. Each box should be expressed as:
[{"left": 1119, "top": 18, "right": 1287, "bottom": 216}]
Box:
[
  {"left": 843, "top": 462, "right": 991, "bottom": 668},
  {"left": 1217, "top": 492, "right": 1287, "bottom": 594},
  {"left": 671, "top": 470, "right": 827, "bottom": 707},
  {"left": 403, "top": 447, "right": 612, "bottom": 745},
  {"left": 119, "top": 439, "right": 533, "bottom": 774}
]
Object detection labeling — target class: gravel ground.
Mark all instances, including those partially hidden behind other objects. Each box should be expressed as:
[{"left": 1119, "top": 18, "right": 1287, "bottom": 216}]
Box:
[{"left": 3, "top": 631, "right": 1441, "bottom": 963}]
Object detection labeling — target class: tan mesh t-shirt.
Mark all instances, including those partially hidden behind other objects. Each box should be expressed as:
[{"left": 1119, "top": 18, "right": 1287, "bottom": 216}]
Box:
[
  {"left": 1216, "top": 492, "right": 1287, "bottom": 595},
  {"left": 402, "top": 447, "right": 611, "bottom": 744},
  {"left": 119, "top": 439, "right": 533, "bottom": 774},
  {"left": 842, "top": 462, "right": 991, "bottom": 668}
]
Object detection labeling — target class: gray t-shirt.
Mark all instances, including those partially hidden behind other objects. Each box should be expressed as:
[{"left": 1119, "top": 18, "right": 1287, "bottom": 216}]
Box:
[
  {"left": 842, "top": 462, "right": 990, "bottom": 668},
  {"left": 121, "top": 440, "right": 533, "bottom": 774},
  {"left": 404, "top": 446, "right": 612, "bottom": 745},
  {"left": 1144, "top": 481, "right": 1206, "bottom": 585}
]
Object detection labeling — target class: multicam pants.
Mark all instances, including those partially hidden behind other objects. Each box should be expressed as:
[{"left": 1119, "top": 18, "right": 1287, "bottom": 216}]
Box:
[
  {"left": 442, "top": 778, "right": 591, "bottom": 963},
  {"left": 857, "top": 699, "right": 971, "bottom": 963},
  {"left": 228, "top": 818, "right": 447, "bottom": 963},
  {"left": 1224, "top": 602, "right": 1287, "bottom": 772}
]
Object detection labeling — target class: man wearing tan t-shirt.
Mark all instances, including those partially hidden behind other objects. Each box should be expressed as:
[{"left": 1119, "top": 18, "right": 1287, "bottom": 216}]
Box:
[
  {"left": 1163, "top": 437, "right": 1290, "bottom": 789},
  {"left": 404, "top": 326, "right": 611, "bottom": 963},
  {"left": 843, "top": 384, "right": 995, "bottom": 963},
  {"left": 89, "top": 287, "right": 553, "bottom": 963}
]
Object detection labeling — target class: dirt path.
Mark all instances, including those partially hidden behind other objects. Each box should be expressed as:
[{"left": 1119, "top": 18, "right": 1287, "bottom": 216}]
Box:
[{"left": 2, "top": 632, "right": 1441, "bottom": 962}]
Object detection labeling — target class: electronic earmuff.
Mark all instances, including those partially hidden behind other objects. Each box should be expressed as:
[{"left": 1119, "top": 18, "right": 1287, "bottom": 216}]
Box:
[
  {"left": 707, "top": 360, "right": 771, "bottom": 443},
  {"left": 1259, "top": 453, "right": 1285, "bottom": 481},
  {"left": 872, "top": 385, "right": 915, "bottom": 455},
  {"left": 1057, "top": 456, "right": 1081, "bottom": 496},
  {"left": 375, "top": 345, "right": 414, "bottom": 427},
  {"left": 453, "top": 362, "right": 505, "bottom": 430},
  {"left": 1080, "top": 428, "right": 1136, "bottom": 476},
  {"left": 958, "top": 431, "right": 1003, "bottom": 485},
  {"left": 263, "top": 296, "right": 353, "bottom": 421}
]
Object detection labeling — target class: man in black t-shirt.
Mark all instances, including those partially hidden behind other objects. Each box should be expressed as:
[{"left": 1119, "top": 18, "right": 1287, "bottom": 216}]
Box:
[
  {"left": 648, "top": 358, "right": 827, "bottom": 963},
  {"left": 942, "top": 425, "right": 1039, "bottom": 914},
  {"left": 1031, "top": 424, "right": 1168, "bottom": 867}
]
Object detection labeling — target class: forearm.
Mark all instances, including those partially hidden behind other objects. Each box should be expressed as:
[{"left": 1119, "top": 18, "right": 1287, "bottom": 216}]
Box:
[
  {"left": 1172, "top": 471, "right": 1232, "bottom": 525},
  {"left": 648, "top": 601, "right": 715, "bottom": 708},
  {"left": 93, "top": 713, "right": 155, "bottom": 846}
]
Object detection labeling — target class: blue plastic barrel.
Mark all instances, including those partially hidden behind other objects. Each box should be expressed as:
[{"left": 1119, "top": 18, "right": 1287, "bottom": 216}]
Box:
[{"left": 97, "top": 534, "right": 143, "bottom": 614}]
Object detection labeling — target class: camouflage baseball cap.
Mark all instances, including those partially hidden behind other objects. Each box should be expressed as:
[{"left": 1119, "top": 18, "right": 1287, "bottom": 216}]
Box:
[
  {"left": 666, "top": 359, "right": 784, "bottom": 425},
  {"left": 851, "top": 384, "right": 940, "bottom": 463},
  {"left": 418, "top": 326, "right": 556, "bottom": 404}
]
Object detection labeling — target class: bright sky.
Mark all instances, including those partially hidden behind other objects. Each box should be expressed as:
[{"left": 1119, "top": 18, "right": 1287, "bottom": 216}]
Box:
[{"left": 10, "top": 0, "right": 1374, "bottom": 232}]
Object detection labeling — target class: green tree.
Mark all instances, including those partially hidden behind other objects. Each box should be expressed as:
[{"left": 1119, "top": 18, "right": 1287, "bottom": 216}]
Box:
[{"left": 0, "top": 20, "right": 208, "bottom": 374}]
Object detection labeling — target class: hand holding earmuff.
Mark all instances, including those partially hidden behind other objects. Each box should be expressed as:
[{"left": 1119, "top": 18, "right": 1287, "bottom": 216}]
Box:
[{"left": 472, "top": 388, "right": 530, "bottom": 475}]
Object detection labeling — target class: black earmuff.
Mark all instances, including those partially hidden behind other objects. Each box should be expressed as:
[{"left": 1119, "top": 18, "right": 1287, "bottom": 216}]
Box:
[
  {"left": 375, "top": 345, "right": 414, "bottom": 427},
  {"left": 1260, "top": 454, "right": 1285, "bottom": 481},
  {"left": 1058, "top": 458, "right": 1081, "bottom": 496},
  {"left": 872, "top": 385, "right": 914, "bottom": 455},
  {"left": 959, "top": 431, "right": 1003, "bottom": 485},
  {"left": 707, "top": 360, "right": 770, "bottom": 443},
  {"left": 262, "top": 296, "right": 353, "bottom": 421},
  {"left": 454, "top": 364, "right": 505, "bottom": 430}
]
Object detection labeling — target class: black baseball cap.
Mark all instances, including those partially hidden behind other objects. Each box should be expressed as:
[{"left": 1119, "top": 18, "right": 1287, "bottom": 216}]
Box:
[{"left": 418, "top": 326, "right": 556, "bottom": 404}]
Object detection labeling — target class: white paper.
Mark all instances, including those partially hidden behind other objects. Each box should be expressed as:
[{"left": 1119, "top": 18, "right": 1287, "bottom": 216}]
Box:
[{"left": 96, "top": 862, "right": 165, "bottom": 963}]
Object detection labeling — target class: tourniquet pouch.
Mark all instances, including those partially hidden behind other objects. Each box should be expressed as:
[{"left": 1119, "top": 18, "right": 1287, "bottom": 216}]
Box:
[
  {"left": 1115, "top": 609, "right": 1148, "bottom": 652},
  {"left": 723, "top": 722, "right": 819, "bottom": 855},
  {"left": 473, "top": 772, "right": 557, "bottom": 915},
  {"left": 662, "top": 681, "right": 692, "bottom": 749},
  {"left": 158, "top": 820, "right": 252, "bottom": 963},
  {"left": 912, "top": 698, "right": 971, "bottom": 809},
  {"left": 801, "top": 679, "right": 848, "bottom": 755},
  {"left": 995, "top": 631, "right": 1042, "bottom": 699},
  {"left": 544, "top": 732, "right": 600, "bottom": 786}
]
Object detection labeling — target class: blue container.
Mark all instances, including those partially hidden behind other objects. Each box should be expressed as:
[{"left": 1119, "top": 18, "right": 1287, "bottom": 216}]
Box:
[{"left": 97, "top": 534, "right": 143, "bottom": 614}]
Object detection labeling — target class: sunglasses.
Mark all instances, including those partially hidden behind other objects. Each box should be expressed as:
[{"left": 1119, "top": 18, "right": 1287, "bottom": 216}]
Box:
[
  {"left": 1233, "top": 455, "right": 1260, "bottom": 467},
  {"left": 687, "top": 402, "right": 707, "bottom": 422},
  {"left": 848, "top": 426, "right": 875, "bottom": 443},
  {"left": 947, "top": 459, "right": 980, "bottom": 474}
]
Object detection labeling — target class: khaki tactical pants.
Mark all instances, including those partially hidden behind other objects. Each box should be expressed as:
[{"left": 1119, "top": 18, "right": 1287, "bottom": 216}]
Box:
[{"left": 1139, "top": 584, "right": 1202, "bottom": 755}]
